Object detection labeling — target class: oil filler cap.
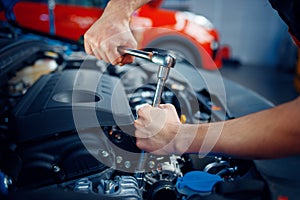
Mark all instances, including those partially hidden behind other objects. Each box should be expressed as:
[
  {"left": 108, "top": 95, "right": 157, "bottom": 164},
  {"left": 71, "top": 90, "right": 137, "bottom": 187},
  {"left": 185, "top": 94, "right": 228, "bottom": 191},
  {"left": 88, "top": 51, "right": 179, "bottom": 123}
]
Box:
[{"left": 176, "top": 171, "right": 222, "bottom": 196}]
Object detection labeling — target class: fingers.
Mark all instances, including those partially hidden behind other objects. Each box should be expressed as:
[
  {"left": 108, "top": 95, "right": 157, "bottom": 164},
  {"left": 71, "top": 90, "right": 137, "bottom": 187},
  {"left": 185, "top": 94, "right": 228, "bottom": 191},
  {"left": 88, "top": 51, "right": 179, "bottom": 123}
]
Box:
[
  {"left": 135, "top": 134, "right": 175, "bottom": 156},
  {"left": 85, "top": 40, "right": 135, "bottom": 66},
  {"left": 134, "top": 121, "right": 150, "bottom": 139},
  {"left": 134, "top": 103, "right": 182, "bottom": 154},
  {"left": 135, "top": 138, "right": 167, "bottom": 155},
  {"left": 134, "top": 104, "right": 168, "bottom": 140},
  {"left": 84, "top": 36, "right": 93, "bottom": 55},
  {"left": 84, "top": 24, "right": 137, "bottom": 66},
  {"left": 84, "top": 36, "right": 119, "bottom": 64},
  {"left": 159, "top": 103, "right": 176, "bottom": 111},
  {"left": 135, "top": 138, "right": 153, "bottom": 153},
  {"left": 119, "top": 54, "right": 135, "bottom": 66},
  {"left": 134, "top": 104, "right": 158, "bottom": 138},
  {"left": 136, "top": 104, "right": 175, "bottom": 123},
  {"left": 136, "top": 104, "right": 152, "bottom": 120}
]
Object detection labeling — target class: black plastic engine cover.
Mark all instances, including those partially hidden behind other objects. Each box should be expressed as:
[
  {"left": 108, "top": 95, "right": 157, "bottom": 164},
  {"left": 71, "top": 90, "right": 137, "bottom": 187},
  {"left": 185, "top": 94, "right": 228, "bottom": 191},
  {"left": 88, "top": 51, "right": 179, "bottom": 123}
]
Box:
[
  {"left": 11, "top": 69, "right": 134, "bottom": 143},
  {"left": 14, "top": 129, "right": 112, "bottom": 188}
]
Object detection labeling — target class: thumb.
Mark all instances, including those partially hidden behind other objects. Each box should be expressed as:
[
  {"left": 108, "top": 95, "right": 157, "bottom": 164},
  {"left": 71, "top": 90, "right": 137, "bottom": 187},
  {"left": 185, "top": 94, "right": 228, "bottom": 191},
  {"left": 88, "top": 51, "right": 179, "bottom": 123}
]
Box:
[{"left": 159, "top": 104, "right": 177, "bottom": 112}]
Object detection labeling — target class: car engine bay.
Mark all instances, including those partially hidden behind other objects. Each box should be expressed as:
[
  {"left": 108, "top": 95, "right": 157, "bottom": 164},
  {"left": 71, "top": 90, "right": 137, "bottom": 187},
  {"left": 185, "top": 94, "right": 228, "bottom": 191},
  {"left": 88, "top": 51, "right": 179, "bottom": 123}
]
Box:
[{"left": 0, "top": 27, "right": 273, "bottom": 200}]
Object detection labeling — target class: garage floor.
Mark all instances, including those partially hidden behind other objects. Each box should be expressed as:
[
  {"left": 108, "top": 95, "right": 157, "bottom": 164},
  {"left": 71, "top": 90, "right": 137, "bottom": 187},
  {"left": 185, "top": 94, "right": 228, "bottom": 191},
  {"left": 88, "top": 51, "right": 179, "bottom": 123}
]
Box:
[{"left": 219, "top": 63, "right": 299, "bottom": 105}]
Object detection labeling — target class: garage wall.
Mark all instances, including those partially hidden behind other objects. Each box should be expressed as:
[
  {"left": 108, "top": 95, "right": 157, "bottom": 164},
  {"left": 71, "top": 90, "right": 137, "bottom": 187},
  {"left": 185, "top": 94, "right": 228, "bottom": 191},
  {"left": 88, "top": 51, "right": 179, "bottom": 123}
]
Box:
[{"left": 163, "top": 0, "right": 297, "bottom": 67}]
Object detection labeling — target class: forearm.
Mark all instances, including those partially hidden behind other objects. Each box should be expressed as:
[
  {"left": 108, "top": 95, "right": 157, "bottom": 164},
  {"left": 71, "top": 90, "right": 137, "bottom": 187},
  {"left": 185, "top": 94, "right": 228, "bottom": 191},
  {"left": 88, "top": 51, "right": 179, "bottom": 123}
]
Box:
[
  {"left": 105, "top": 0, "right": 151, "bottom": 20},
  {"left": 184, "top": 97, "right": 300, "bottom": 159}
]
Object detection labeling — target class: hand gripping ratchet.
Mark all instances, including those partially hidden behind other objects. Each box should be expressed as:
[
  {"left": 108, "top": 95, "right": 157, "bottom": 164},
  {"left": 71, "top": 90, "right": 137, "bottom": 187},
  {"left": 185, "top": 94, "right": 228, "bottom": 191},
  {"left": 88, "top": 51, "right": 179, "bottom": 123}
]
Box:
[{"left": 118, "top": 47, "right": 176, "bottom": 187}]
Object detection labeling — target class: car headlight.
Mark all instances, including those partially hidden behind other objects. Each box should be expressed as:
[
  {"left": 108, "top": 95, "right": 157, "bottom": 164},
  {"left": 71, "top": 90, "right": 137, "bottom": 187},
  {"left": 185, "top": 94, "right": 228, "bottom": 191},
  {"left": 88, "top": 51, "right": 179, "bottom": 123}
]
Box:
[{"left": 179, "top": 11, "right": 214, "bottom": 30}]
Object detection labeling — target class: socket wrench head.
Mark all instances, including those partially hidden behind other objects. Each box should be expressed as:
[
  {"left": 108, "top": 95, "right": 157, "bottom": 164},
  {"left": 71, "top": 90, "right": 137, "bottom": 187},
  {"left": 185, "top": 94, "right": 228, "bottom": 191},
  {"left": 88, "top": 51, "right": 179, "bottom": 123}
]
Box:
[
  {"left": 118, "top": 47, "right": 176, "bottom": 70},
  {"left": 151, "top": 51, "right": 176, "bottom": 69}
]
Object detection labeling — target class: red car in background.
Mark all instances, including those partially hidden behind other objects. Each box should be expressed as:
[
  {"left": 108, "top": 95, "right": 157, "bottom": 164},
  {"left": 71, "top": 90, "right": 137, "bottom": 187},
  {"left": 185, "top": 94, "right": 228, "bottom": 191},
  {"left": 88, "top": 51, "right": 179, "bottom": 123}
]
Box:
[{"left": 0, "top": 0, "right": 224, "bottom": 69}]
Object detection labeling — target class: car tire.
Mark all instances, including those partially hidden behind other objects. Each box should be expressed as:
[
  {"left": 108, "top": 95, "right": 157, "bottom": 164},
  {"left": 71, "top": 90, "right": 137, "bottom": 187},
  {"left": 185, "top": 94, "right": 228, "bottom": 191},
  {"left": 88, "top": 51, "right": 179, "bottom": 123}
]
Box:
[{"left": 146, "top": 35, "right": 203, "bottom": 68}]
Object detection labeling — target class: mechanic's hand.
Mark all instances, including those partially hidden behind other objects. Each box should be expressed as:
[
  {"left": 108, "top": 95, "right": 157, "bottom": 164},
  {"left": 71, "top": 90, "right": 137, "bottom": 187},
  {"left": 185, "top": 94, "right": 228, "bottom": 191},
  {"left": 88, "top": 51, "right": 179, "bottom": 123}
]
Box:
[
  {"left": 84, "top": 2, "right": 137, "bottom": 65},
  {"left": 134, "top": 104, "right": 183, "bottom": 155}
]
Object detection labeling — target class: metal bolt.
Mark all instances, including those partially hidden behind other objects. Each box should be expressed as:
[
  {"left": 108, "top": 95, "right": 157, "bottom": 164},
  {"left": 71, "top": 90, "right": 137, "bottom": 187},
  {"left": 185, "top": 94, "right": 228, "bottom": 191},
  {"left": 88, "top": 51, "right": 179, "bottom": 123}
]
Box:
[
  {"left": 148, "top": 161, "right": 155, "bottom": 169},
  {"left": 215, "top": 156, "right": 222, "bottom": 162},
  {"left": 116, "top": 156, "right": 123, "bottom": 164},
  {"left": 114, "top": 133, "right": 122, "bottom": 141},
  {"left": 101, "top": 150, "right": 109, "bottom": 158},
  {"left": 124, "top": 161, "right": 131, "bottom": 169},
  {"left": 53, "top": 165, "right": 61, "bottom": 173}
]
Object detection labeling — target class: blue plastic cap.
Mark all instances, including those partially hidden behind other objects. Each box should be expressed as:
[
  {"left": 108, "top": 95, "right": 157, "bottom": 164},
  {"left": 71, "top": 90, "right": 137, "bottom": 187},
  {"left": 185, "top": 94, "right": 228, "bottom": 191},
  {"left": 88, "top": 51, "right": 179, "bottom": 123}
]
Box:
[{"left": 176, "top": 171, "right": 222, "bottom": 195}]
